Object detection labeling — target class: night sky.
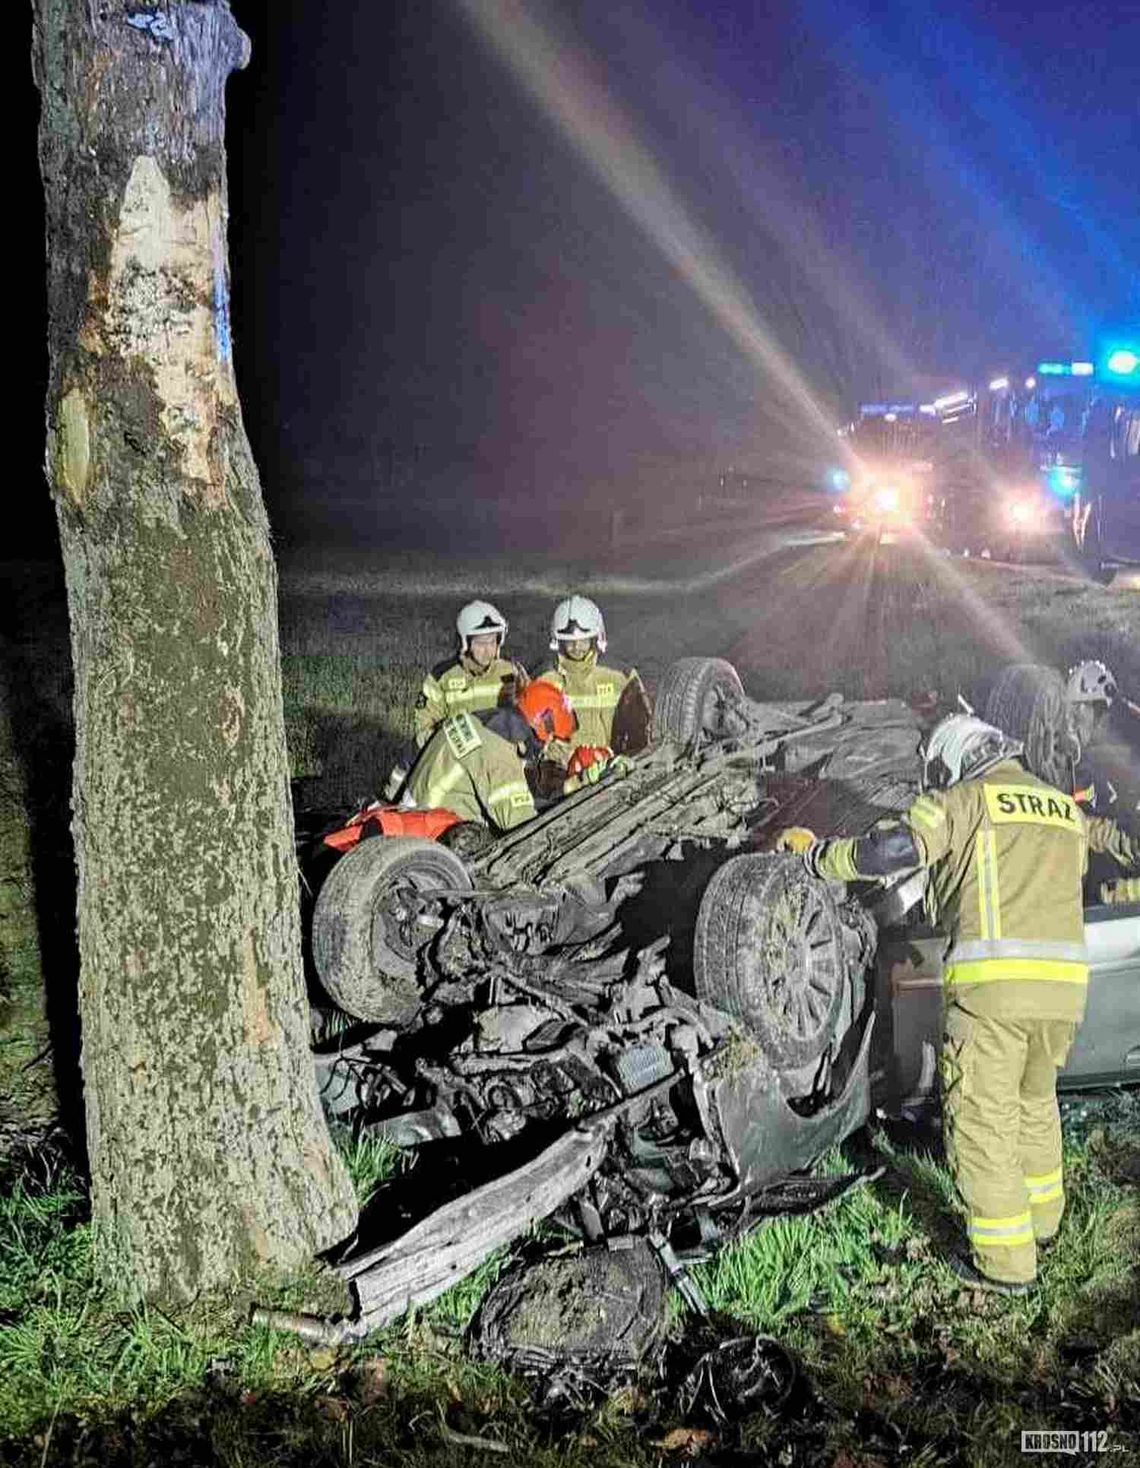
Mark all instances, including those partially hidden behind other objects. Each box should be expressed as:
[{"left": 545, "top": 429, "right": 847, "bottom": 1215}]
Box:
[{"left": 17, "top": 1, "right": 1140, "bottom": 552}]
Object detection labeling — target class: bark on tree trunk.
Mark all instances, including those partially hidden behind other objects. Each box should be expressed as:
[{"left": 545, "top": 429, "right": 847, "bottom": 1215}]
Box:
[{"left": 32, "top": 0, "right": 357, "bottom": 1300}]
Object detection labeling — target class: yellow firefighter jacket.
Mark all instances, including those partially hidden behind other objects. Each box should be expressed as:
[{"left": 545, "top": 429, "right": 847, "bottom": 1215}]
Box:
[
  {"left": 538, "top": 651, "right": 644, "bottom": 752},
  {"left": 817, "top": 760, "right": 1140, "bottom": 1022},
  {"left": 405, "top": 711, "right": 536, "bottom": 831},
  {"left": 413, "top": 655, "right": 522, "bottom": 748}
]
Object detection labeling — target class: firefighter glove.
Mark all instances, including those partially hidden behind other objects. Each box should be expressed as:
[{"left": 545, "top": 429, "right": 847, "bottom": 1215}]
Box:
[
  {"left": 774, "top": 826, "right": 817, "bottom": 855},
  {"left": 562, "top": 750, "right": 632, "bottom": 795},
  {"left": 566, "top": 744, "right": 613, "bottom": 779}
]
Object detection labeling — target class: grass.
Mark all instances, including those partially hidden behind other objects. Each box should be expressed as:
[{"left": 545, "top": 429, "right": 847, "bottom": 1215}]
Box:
[
  {"left": 0, "top": 1103, "right": 1137, "bottom": 1463},
  {"left": 0, "top": 1134, "right": 524, "bottom": 1460},
  {"left": 281, "top": 653, "right": 426, "bottom": 794},
  {"left": 688, "top": 1107, "right": 1140, "bottom": 1458},
  {"left": 334, "top": 1128, "right": 407, "bottom": 1209}
]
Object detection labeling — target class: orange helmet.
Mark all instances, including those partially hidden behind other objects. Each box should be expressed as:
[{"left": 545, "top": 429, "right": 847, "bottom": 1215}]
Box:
[{"left": 515, "top": 679, "right": 576, "bottom": 743}]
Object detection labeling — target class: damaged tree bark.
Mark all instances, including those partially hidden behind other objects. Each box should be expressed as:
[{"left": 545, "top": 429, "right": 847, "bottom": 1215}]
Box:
[{"left": 32, "top": 0, "right": 357, "bottom": 1300}]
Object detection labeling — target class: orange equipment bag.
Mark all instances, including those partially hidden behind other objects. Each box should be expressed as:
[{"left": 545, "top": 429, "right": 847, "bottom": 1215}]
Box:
[{"left": 322, "top": 801, "right": 462, "bottom": 852}]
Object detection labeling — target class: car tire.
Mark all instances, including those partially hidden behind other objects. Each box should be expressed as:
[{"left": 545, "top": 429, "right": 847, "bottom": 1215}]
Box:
[
  {"left": 983, "top": 663, "right": 1076, "bottom": 788},
  {"left": 653, "top": 657, "right": 746, "bottom": 744},
  {"left": 312, "top": 835, "right": 473, "bottom": 1024},
  {"left": 693, "top": 852, "right": 847, "bottom": 1071}
]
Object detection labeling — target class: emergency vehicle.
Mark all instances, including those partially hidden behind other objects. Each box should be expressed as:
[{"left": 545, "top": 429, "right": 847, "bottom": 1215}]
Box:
[
  {"left": 980, "top": 340, "right": 1140, "bottom": 579},
  {"left": 829, "top": 399, "right": 942, "bottom": 541},
  {"left": 829, "top": 336, "right": 1140, "bottom": 569}
]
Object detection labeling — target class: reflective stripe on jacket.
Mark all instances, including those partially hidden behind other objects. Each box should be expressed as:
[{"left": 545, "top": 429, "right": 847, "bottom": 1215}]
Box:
[
  {"left": 413, "top": 657, "right": 521, "bottom": 748},
  {"left": 405, "top": 712, "right": 536, "bottom": 830},
  {"left": 915, "top": 761, "right": 1140, "bottom": 1019}
]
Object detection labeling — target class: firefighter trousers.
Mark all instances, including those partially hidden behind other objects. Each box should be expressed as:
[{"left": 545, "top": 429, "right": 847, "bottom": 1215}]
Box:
[{"left": 940, "top": 1004, "right": 1077, "bottom": 1284}]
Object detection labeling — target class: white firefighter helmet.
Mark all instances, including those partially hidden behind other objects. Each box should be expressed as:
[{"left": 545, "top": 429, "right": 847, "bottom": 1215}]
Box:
[
  {"left": 924, "top": 714, "right": 1024, "bottom": 789},
  {"left": 549, "top": 595, "right": 607, "bottom": 653},
  {"left": 1066, "top": 659, "right": 1117, "bottom": 707},
  {"left": 456, "top": 600, "right": 508, "bottom": 653}
]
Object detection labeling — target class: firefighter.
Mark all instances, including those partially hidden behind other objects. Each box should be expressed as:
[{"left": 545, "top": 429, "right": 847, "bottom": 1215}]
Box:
[
  {"left": 1065, "top": 658, "right": 1117, "bottom": 752},
  {"left": 778, "top": 714, "right": 1140, "bottom": 1295},
  {"left": 539, "top": 595, "right": 651, "bottom": 757},
  {"left": 404, "top": 679, "right": 578, "bottom": 832},
  {"left": 413, "top": 600, "right": 526, "bottom": 749}
]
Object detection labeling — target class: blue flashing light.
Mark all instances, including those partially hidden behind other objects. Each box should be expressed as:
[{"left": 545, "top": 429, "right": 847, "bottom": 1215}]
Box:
[
  {"left": 1071, "top": 361, "right": 1094, "bottom": 377},
  {"left": 1106, "top": 348, "right": 1139, "bottom": 377},
  {"left": 1046, "top": 465, "right": 1081, "bottom": 500},
  {"left": 1037, "top": 361, "right": 1069, "bottom": 376},
  {"left": 827, "top": 467, "right": 851, "bottom": 493}
]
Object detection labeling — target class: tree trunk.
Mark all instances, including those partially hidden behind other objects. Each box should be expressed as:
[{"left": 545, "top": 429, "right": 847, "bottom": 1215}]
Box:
[{"left": 32, "top": 0, "right": 357, "bottom": 1300}]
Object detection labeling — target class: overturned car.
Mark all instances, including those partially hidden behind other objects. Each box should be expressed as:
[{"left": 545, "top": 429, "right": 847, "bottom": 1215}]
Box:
[
  {"left": 303, "top": 659, "right": 927, "bottom": 1331},
  {"left": 295, "top": 655, "right": 1140, "bottom": 1336}
]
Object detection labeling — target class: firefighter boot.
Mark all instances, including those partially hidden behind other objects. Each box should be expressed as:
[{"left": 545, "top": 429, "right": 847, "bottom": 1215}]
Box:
[{"left": 947, "top": 1251, "right": 1033, "bottom": 1297}]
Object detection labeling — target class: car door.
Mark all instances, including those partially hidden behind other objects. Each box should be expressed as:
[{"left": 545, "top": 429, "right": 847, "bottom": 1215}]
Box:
[{"left": 1067, "top": 902, "right": 1140, "bottom": 1085}]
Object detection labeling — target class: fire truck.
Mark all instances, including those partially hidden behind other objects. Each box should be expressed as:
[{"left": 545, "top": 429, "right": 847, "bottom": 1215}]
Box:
[
  {"left": 828, "top": 398, "right": 943, "bottom": 542},
  {"left": 980, "top": 341, "right": 1140, "bottom": 579},
  {"left": 930, "top": 377, "right": 1068, "bottom": 562},
  {"left": 829, "top": 336, "right": 1140, "bottom": 570}
]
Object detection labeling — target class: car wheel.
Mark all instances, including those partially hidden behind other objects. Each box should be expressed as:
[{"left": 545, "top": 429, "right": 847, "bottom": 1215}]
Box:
[
  {"left": 653, "top": 657, "right": 746, "bottom": 744},
  {"left": 983, "top": 664, "right": 1076, "bottom": 788},
  {"left": 312, "top": 836, "right": 472, "bottom": 1024},
  {"left": 693, "top": 852, "right": 847, "bottom": 1071}
]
